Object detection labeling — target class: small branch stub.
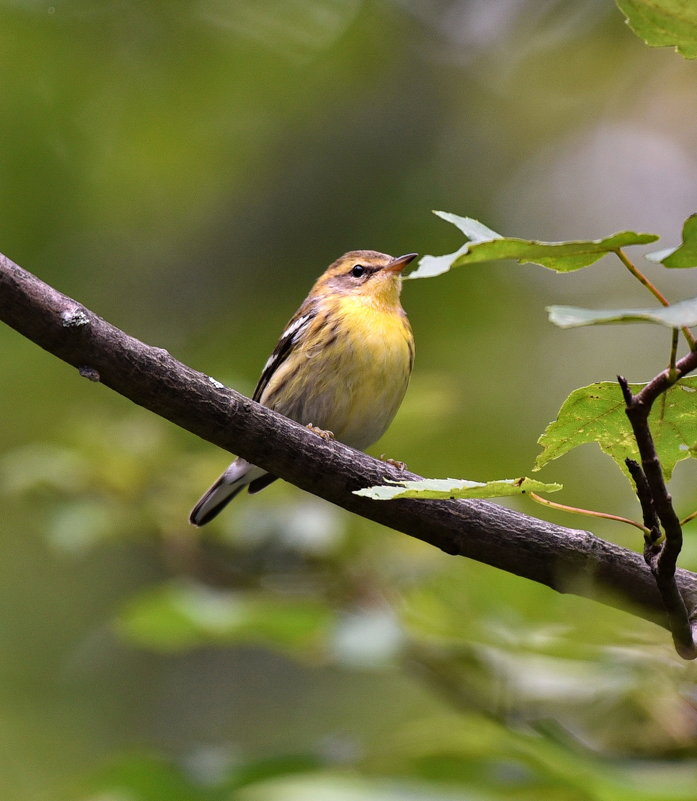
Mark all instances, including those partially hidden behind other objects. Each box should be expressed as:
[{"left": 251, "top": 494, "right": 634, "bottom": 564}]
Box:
[{"left": 78, "top": 366, "right": 101, "bottom": 382}]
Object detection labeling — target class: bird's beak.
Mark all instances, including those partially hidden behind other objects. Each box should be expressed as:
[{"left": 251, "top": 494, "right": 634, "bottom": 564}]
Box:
[{"left": 384, "top": 253, "right": 418, "bottom": 274}]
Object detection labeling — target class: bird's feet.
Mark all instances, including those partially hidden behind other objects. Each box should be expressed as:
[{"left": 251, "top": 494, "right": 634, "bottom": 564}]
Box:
[
  {"left": 380, "top": 454, "right": 408, "bottom": 471},
  {"left": 306, "top": 423, "right": 335, "bottom": 440}
]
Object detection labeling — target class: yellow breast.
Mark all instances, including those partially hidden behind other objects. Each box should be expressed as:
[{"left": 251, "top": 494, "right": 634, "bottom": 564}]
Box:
[
  {"left": 263, "top": 294, "right": 413, "bottom": 451},
  {"left": 307, "top": 294, "right": 413, "bottom": 449}
]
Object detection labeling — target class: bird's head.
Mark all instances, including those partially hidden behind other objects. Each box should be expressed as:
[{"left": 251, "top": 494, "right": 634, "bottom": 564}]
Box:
[{"left": 313, "top": 250, "right": 417, "bottom": 309}]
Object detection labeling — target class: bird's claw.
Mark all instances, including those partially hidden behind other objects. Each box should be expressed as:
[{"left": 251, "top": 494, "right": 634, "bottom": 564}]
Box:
[
  {"left": 380, "top": 454, "right": 407, "bottom": 471},
  {"left": 307, "top": 423, "right": 335, "bottom": 440}
]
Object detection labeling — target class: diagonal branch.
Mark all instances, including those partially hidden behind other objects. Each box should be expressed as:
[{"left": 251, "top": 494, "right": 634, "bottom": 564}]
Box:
[{"left": 3, "top": 251, "right": 697, "bottom": 646}]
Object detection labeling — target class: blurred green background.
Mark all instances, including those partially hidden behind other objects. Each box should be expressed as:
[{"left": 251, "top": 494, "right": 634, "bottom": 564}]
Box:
[{"left": 2, "top": 1, "right": 697, "bottom": 799}]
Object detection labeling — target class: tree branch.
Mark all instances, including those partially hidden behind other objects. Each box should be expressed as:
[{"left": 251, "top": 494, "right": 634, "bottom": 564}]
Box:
[
  {"left": 3, "top": 252, "right": 697, "bottom": 644},
  {"left": 619, "top": 376, "right": 697, "bottom": 659}
]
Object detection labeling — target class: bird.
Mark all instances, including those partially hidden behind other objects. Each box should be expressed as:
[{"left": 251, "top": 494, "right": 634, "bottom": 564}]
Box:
[{"left": 189, "top": 250, "right": 417, "bottom": 526}]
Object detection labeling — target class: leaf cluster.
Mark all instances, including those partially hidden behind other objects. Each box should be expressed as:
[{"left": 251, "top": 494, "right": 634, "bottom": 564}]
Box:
[{"left": 361, "top": 211, "right": 697, "bottom": 510}]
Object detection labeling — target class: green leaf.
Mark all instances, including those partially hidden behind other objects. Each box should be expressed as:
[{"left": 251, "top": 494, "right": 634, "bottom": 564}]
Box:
[
  {"left": 354, "top": 477, "right": 562, "bottom": 501},
  {"left": 535, "top": 378, "right": 697, "bottom": 481},
  {"left": 548, "top": 295, "right": 697, "bottom": 329},
  {"left": 406, "top": 211, "right": 658, "bottom": 279},
  {"left": 616, "top": 0, "right": 697, "bottom": 59},
  {"left": 647, "top": 214, "right": 697, "bottom": 267},
  {"left": 116, "top": 580, "right": 331, "bottom": 653}
]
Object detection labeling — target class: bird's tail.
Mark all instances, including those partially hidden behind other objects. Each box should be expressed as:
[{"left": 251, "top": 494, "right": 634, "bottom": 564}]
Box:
[{"left": 189, "top": 459, "right": 267, "bottom": 526}]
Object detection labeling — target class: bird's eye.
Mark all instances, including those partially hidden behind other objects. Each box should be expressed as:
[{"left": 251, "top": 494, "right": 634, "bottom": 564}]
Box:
[{"left": 350, "top": 264, "right": 365, "bottom": 278}]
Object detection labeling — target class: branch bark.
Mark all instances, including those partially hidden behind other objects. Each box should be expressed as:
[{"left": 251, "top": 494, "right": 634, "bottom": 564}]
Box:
[{"left": 3, "top": 252, "right": 697, "bottom": 641}]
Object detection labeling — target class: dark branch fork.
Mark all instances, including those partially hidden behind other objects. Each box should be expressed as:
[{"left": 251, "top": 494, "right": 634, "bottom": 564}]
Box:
[
  {"left": 619, "top": 346, "right": 697, "bottom": 659},
  {"left": 3, "top": 250, "right": 697, "bottom": 655}
]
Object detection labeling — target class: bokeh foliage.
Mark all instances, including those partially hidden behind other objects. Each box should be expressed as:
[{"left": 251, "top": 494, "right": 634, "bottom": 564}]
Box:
[{"left": 3, "top": 1, "right": 697, "bottom": 799}]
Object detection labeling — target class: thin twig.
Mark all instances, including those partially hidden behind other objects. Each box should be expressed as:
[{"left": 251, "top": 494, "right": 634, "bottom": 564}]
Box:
[
  {"left": 624, "top": 458, "right": 662, "bottom": 555},
  {"left": 669, "top": 329, "right": 679, "bottom": 379},
  {"left": 680, "top": 510, "right": 697, "bottom": 527},
  {"left": 529, "top": 491, "right": 648, "bottom": 533},
  {"left": 614, "top": 248, "right": 696, "bottom": 349},
  {"left": 624, "top": 459, "right": 660, "bottom": 532}
]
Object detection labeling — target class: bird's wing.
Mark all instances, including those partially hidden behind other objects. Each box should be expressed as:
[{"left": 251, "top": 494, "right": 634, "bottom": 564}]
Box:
[{"left": 252, "top": 302, "right": 318, "bottom": 403}]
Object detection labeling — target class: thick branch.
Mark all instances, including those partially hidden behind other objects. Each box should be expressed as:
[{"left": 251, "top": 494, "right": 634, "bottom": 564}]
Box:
[{"left": 3, "top": 252, "right": 697, "bottom": 636}]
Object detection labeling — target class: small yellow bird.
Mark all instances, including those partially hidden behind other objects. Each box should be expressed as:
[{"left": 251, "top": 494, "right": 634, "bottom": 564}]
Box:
[{"left": 189, "top": 250, "right": 417, "bottom": 526}]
